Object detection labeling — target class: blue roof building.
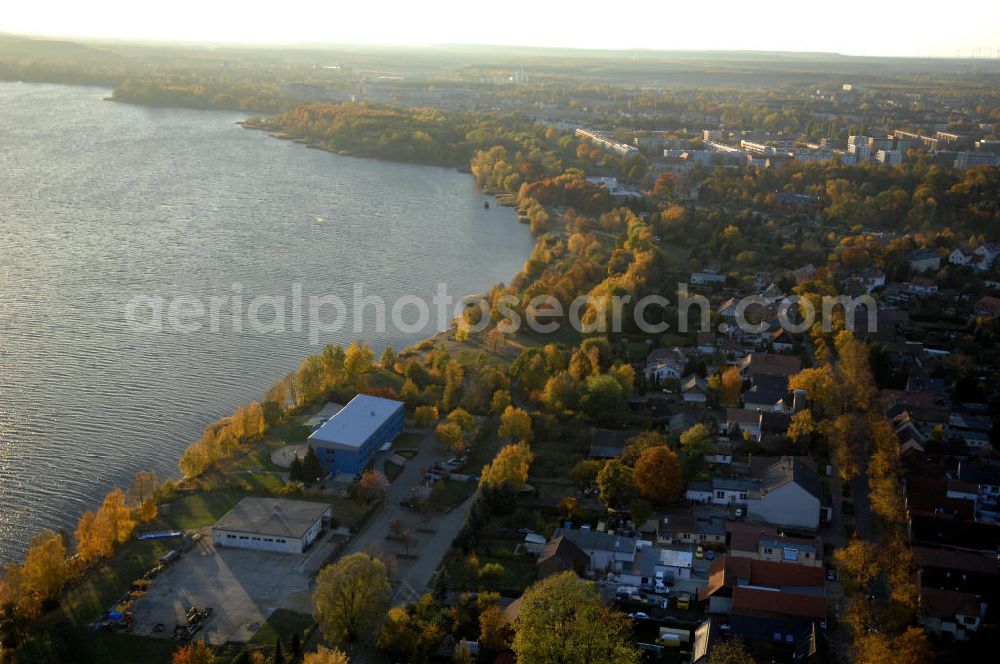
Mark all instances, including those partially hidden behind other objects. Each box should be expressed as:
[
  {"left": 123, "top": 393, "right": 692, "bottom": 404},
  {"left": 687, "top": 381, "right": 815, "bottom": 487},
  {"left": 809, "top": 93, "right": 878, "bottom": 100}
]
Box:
[{"left": 308, "top": 394, "right": 404, "bottom": 475}]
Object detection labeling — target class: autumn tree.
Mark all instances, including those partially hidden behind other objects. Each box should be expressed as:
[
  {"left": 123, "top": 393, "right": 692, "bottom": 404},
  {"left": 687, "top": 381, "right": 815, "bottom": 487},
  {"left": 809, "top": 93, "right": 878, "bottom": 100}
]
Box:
[
  {"left": 353, "top": 471, "right": 388, "bottom": 504},
  {"left": 303, "top": 647, "right": 350, "bottom": 664},
  {"left": 313, "top": 553, "right": 392, "bottom": 643},
  {"left": 481, "top": 443, "right": 533, "bottom": 490},
  {"left": 172, "top": 640, "right": 215, "bottom": 664},
  {"left": 708, "top": 638, "right": 756, "bottom": 664},
  {"left": 498, "top": 406, "right": 532, "bottom": 442},
  {"left": 414, "top": 405, "right": 439, "bottom": 428},
  {"left": 435, "top": 422, "right": 465, "bottom": 455},
  {"left": 18, "top": 531, "right": 69, "bottom": 616},
  {"left": 479, "top": 604, "right": 513, "bottom": 651},
  {"left": 376, "top": 595, "right": 446, "bottom": 662},
  {"left": 512, "top": 572, "right": 639, "bottom": 664},
  {"left": 634, "top": 446, "right": 683, "bottom": 505},
  {"left": 489, "top": 390, "right": 512, "bottom": 415},
  {"left": 834, "top": 539, "right": 880, "bottom": 591},
  {"left": 719, "top": 366, "right": 743, "bottom": 406},
  {"left": 344, "top": 342, "right": 375, "bottom": 385},
  {"left": 126, "top": 471, "right": 159, "bottom": 508},
  {"left": 379, "top": 346, "right": 396, "bottom": 370}
]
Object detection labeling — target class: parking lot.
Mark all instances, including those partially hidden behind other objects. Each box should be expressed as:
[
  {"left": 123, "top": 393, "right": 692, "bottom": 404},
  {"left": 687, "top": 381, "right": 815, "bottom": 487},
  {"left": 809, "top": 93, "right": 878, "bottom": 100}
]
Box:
[{"left": 130, "top": 529, "right": 315, "bottom": 645}]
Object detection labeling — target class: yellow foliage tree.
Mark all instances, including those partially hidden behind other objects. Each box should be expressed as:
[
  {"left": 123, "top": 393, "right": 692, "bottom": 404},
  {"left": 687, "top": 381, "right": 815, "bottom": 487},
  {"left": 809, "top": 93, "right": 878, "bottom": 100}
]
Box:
[
  {"left": 498, "top": 406, "right": 532, "bottom": 442},
  {"left": 481, "top": 443, "right": 534, "bottom": 489}
]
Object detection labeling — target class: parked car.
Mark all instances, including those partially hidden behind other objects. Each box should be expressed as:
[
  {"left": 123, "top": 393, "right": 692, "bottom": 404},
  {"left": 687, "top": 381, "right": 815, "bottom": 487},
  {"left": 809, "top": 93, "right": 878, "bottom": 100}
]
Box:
[{"left": 704, "top": 550, "right": 715, "bottom": 561}]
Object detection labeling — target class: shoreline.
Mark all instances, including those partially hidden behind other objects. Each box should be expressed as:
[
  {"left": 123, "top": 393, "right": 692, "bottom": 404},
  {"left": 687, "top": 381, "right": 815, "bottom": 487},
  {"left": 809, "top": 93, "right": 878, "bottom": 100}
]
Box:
[{"left": 0, "top": 89, "right": 537, "bottom": 566}]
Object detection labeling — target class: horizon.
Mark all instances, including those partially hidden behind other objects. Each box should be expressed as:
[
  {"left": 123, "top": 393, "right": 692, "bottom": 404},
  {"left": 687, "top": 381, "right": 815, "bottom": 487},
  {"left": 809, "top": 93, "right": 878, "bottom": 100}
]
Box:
[{"left": 3, "top": 0, "right": 1000, "bottom": 59}]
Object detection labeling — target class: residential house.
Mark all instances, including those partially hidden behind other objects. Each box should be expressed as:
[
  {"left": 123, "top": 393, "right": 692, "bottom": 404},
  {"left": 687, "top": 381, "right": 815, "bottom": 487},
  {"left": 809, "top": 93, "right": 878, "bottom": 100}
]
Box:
[
  {"left": 686, "top": 477, "right": 755, "bottom": 506},
  {"left": 739, "top": 353, "right": 802, "bottom": 380},
  {"left": 537, "top": 535, "right": 590, "bottom": 579},
  {"left": 725, "top": 408, "right": 763, "bottom": 441},
  {"left": 725, "top": 522, "right": 824, "bottom": 567},
  {"left": 949, "top": 248, "right": 975, "bottom": 266},
  {"left": 909, "top": 249, "right": 941, "bottom": 273},
  {"left": 696, "top": 332, "right": 718, "bottom": 355},
  {"left": 859, "top": 268, "right": 886, "bottom": 293},
  {"left": 691, "top": 271, "right": 728, "bottom": 286},
  {"left": 746, "top": 457, "right": 823, "bottom": 531},
  {"left": 549, "top": 527, "right": 637, "bottom": 574},
  {"left": 645, "top": 347, "right": 688, "bottom": 381},
  {"left": 918, "top": 588, "right": 985, "bottom": 641},
  {"left": 905, "top": 276, "right": 939, "bottom": 296},
  {"left": 770, "top": 328, "right": 796, "bottom": 352},
  {"left": 682, "top": 375, "right": 709, "bottom": 403},
  {"left": 697, "top": 555, "right": 827, "bottom": 618},
  {"left": 792, "top": 264, "right": 817, "bottom": 285},
  {"left": 743, "top": 375, "right": 789, "bottom": 412},
  {"left": 657, "top": 510, "right": 727, "bottom": 548},
  {"left": 973, "top": 295, "right": 1000, "bottom": 318},
  {"left": 620, "top": 545, "right": 694, "bottom": 587},
  {"left": 975, "top": 243, "right": 1000, "bottom": 270}
]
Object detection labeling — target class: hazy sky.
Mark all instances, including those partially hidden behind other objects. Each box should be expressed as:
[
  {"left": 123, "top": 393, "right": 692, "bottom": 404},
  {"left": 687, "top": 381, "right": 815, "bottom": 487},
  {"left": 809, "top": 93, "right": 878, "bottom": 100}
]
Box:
[{"left": 4, "top": 0, "right": 999, "bottom": 57}]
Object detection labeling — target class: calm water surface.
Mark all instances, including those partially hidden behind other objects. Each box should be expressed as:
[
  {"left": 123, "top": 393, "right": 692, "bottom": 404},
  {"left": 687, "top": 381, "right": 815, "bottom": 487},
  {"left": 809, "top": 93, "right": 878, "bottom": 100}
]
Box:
[{"left": 0, "top": 82, "right": 533, "bottom": 561}]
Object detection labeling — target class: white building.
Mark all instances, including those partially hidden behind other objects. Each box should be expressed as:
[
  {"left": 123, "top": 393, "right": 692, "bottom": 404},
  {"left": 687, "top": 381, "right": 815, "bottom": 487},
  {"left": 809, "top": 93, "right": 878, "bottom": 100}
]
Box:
[
  {"left": 876, "top": 149, "right": 903, "bottom": 166},
  {"left": 212, "top": 497, "right": 332, "bottom": 554}
]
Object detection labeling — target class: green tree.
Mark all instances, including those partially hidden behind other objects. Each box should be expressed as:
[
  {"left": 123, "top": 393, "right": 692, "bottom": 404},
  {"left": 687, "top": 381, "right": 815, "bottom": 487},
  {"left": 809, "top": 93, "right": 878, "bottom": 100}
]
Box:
[
  {"left": 570, "top": 459, "right": 604, "bottom": 487},
  {"left": 581, "top": 374, "right": 625, "bottom": 424},
  {"left": 512, "top": 572, "right": 639, "bottom": 664},
  {"left": 679, "top": 424, "right": 715, "bottom": 478},
  {"left": 313, "top": 553, "right": 392, "bottom": 643},
  {"left": 596, "top": 459, "right": 635, "bottom": 509},
  {"left": 301, "top": 446, "right": 326, "bottom": 483}
]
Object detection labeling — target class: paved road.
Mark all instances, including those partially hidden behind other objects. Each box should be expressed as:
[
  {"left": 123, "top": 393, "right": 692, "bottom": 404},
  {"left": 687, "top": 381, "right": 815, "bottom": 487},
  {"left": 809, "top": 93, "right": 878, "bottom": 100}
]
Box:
[{"left": 338, "top": 429, "right": 476, "bottom": 604}]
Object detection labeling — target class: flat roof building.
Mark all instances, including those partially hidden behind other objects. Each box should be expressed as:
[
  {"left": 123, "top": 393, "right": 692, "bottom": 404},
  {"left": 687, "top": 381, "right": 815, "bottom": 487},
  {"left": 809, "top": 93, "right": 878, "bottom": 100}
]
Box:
[
  {"left": 212, "top": 497, "right": 332, "bottom": 554},
  {"left": 308, "top": 394, "right": 404, "bottom": 475}
]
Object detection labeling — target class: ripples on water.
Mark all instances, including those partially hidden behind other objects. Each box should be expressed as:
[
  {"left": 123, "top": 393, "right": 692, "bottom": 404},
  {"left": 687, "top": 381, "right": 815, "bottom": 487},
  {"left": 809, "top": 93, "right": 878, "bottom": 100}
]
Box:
[{"left": 0, "top": 82, "right": 533, "bottom": 562}]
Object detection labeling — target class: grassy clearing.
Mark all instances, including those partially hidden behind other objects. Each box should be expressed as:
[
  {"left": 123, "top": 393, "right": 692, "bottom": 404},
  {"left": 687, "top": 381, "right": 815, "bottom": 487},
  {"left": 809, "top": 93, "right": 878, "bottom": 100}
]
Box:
[
  {"left": 393, "top": 431, "right": 425, "bottom": 450},
  {"left": 384, "top": 460, "right": 404, "bottom": 483},
  {"left": 426, "top": 479, "right": 477, "bottom": 512},
  {"left": 84, "top": 631, "right": 179, "bottom": 664},
  {"left": 530, "top": 438, "right": 584, "bottom": 480},
  {"left": 467, "top": 420, "right": 502, "bottom": 472}
]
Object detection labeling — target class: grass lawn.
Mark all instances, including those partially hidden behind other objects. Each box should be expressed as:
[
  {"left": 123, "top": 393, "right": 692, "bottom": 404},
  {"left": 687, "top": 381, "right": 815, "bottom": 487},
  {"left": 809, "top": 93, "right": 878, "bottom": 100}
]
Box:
[
  {"left": 84, "top": 631, "right": 179, "bottom": 664},
  {"left": 384, "top": 460, "right": 404, "bottom": 483},
  {"left": 426, "top": 479, "right": 477, "bottom": 512},
  {"left": 247, "top": 608, "right": 315, "bottom": 648},
  {"left": 530, "top": 438, "right": 584, "bottom": 479},
  {"left": 445, "top": 543, "right": 538, "bottom": 596},
  {"left": 393, "top": 431, "right": 425, "bottom": 451}
]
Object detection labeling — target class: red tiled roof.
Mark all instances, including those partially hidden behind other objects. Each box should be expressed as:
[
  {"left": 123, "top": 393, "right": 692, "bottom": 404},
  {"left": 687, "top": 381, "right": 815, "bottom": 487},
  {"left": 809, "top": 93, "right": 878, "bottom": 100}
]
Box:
[
  {"left": 913, "top": 547, "right": 1000, "bottom": 576},
  {"left": 697, "top": 554, "right": 826, "bottom": 601},
  {"left": 731, "top": 586, "right": 827, "bottom": 619},
  {"left": 920, "top": 587, "right": 981, "bottom": 619}
]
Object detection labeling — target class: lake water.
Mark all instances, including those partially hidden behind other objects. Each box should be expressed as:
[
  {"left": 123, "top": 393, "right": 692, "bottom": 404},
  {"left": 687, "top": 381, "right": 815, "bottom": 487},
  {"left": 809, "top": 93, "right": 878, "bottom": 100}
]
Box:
[{"left": 0, "top": 82, "right": 533, "bottom": 562}]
